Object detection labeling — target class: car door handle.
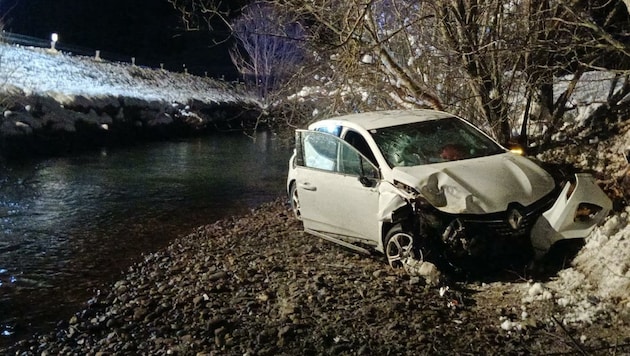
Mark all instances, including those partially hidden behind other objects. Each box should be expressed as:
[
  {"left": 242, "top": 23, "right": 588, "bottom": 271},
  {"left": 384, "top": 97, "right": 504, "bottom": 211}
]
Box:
[{"left": 299, "top": 183, "right": 317, "bottom": 191}]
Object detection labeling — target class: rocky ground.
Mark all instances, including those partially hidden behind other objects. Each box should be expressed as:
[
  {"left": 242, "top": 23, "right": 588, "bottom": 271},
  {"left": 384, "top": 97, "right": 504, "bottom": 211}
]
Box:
[{"left": 2, "top": 198, "right": 628, "bottom": 355}]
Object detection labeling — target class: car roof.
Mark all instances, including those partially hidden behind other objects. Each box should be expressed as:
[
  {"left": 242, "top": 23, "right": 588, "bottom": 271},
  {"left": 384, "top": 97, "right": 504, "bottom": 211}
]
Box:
[{"left": 308, "top": 109, "right": 457, "bottom": 131}]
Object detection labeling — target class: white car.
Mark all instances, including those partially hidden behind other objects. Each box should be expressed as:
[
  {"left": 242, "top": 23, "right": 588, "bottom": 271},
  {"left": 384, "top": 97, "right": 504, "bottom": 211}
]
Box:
[{"left": 287, "top": 110, "right": 612, "bottom": 271}]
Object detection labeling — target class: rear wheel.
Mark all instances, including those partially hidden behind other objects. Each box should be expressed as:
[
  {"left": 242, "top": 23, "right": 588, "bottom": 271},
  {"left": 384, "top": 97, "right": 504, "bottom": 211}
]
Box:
[
  {"left": 289, "top": 183, "right": 302, "bottom": 221},
  {"left": 385, "top": 225, "right": 420, "bottom": 268}
]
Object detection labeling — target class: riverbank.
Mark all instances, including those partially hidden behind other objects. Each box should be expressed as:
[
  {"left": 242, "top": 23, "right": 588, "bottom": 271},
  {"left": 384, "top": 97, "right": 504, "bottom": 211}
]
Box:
[
  {"left": 2, "top": 199, "right": 628, "bottom": 355},
  {"left": 0, "top": 43, "right": 264, "bottom": 157}
]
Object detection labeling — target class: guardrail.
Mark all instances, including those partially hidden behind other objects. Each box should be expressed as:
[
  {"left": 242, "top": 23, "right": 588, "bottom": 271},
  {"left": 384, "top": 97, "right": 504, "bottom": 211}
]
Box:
[{"left": 2, "top": 31, "right": 145, "bottom": 64}]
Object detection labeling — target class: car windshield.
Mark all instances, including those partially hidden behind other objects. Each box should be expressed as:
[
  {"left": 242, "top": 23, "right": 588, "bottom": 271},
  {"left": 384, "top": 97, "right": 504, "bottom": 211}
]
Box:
[{"left": 370, "top": 117, "right": 505, "bottom": 167}]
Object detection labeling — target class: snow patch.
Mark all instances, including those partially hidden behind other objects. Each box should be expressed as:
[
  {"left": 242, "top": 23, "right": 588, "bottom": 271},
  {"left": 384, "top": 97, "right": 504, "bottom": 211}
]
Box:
[{"left": 521, "top": 208, "right": 630, "bottom": 326}]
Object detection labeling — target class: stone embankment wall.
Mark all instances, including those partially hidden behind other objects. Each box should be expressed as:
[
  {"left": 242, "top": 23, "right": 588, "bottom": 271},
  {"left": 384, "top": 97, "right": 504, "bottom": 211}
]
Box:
[{"left": 0, "top": 87, "right": 262, "bottom": 157}]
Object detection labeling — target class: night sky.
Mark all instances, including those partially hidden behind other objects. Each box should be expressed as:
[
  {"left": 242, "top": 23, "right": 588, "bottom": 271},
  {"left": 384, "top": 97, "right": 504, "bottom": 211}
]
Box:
[{"left": 1, "top": 0, "right": 238, "bottom": 78}]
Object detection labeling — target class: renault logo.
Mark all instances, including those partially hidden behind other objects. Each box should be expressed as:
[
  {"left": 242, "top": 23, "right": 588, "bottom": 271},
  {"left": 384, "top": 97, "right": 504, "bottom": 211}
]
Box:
[{"left": 508, "top": 209, "right": 523, "bottom": 230}]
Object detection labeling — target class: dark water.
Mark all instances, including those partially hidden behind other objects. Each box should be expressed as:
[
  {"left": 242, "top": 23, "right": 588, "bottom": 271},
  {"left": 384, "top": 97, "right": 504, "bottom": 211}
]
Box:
[{"left": 0, "top": 132, "right": 291, "bottom": 347}]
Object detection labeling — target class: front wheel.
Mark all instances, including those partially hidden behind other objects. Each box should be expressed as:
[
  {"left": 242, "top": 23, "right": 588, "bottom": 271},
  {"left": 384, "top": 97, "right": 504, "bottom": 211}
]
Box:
[
  {"left": 385, "top": 225, "right": 421, "bottom": 268},
  {"left": 289, "top": 183, "right": 302, "bottom": 221}
]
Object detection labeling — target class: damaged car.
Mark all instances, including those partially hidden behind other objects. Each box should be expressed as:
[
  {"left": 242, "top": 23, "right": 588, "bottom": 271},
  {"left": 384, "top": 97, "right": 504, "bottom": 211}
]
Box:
[{"left": 286, "top": 110, "right": 612, "bottom": 271}]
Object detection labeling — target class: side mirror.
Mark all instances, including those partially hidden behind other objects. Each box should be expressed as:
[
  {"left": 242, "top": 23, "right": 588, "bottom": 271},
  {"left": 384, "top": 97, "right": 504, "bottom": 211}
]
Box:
[{"left": 358, "top": 176, "right": 376, "bottom": 188}]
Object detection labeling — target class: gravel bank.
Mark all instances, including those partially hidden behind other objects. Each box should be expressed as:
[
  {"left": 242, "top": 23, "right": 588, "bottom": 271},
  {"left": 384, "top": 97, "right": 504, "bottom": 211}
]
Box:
[{"left": 2, "top": 199, "right": 629, "bottom": 355}]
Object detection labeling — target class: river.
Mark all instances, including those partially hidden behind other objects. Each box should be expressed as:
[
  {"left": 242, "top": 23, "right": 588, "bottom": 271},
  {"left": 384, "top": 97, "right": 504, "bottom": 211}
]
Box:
[{"left": 0, "top": 131, "right": 292, "bottom": 347}]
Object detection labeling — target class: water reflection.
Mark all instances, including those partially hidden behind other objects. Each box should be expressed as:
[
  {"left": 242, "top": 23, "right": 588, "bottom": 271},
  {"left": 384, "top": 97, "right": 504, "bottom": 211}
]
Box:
[{"left": 0, "top": 132, "right": 291, "bottom": 346}]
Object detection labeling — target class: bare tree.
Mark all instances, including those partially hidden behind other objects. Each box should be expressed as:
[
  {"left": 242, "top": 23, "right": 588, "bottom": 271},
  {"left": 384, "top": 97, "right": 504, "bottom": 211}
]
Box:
[
  {"left": 266, "top": 1, "right": 448, "bottom": 121},
  {"left": 273, "top": 0, "right": 525, "bottom": 142},
  {"left": 166, "top": 0, "right": 245, "bottom": 32},
  {"left": 519, "top": 0, "right": 630, "bottom": 146},
  {"left": 277, "top": 0, "right": 630, "bottom": 142},
  {"left": 168, "top": 0, "right": 630, "bottom": 143},
  {"left": 230, "top": 2, "right": 305, "bottom": 102}
]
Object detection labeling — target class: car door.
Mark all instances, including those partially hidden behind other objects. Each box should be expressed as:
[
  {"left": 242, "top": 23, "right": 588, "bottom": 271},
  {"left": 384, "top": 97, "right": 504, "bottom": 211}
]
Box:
[{"left": 294, "top": 130, "right": 381, "bottom": 243}]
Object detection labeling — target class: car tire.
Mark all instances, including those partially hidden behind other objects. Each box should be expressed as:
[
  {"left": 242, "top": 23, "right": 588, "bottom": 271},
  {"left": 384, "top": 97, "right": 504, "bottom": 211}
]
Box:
[
  {"left": 289, "top": 182, "right": 302, "bottom": 221},
  {"left": 384, "top": 224, "right": 420, "bottom": 268}
]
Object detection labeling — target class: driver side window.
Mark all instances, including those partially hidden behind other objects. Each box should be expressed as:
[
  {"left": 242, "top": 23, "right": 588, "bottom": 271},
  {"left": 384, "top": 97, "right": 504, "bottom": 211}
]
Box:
[
  {"left": 343, "top": 130, "right": 377, "bottom": 166},
  {"left": 339, "top": 143, "right": 379, "bottom": 177},
  {"left": 297, "top": 130, "right": 379, "bottom": 178}
]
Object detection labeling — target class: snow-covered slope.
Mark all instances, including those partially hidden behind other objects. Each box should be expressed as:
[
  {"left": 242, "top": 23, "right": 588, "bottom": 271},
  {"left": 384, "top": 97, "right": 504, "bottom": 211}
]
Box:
[{"left": 0, "top": 42, "right": 254, "bottom": 104}]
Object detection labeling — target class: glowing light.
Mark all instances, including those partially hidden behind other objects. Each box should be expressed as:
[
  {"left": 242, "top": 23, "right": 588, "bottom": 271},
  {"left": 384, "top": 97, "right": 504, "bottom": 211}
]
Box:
[
  {"left": 509, "top": 147, "right": 524, "bottom": 155},
  {"left": 50, "top": 33, "right": 59, "bottom": 51}
]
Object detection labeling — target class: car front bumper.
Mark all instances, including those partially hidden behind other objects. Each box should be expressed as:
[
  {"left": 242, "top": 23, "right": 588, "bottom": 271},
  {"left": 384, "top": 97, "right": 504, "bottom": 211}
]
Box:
[{"left": 530, "top": 173, "right": 612, "bottom": 257}]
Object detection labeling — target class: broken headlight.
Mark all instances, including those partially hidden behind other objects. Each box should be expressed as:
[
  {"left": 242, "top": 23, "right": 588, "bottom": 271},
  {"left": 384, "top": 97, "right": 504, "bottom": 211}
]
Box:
[{"left": 574, "top": 203, "right": 604, "bottom": 222}]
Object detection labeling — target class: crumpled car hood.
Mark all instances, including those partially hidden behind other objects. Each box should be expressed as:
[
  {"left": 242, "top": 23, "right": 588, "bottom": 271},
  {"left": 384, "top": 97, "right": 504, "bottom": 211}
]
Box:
[{"left": 392, "top": 153, "right": 556, "bottom": 214}]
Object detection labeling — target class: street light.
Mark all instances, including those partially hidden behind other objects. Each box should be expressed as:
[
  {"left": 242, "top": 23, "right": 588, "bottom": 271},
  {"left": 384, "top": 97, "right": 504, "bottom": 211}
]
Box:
[{"left": 51, "top": 33, "right": 58, "bottom": 51}]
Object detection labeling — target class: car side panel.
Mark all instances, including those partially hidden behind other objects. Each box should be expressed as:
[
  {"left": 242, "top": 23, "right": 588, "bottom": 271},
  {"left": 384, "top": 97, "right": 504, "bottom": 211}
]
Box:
[
  {"left": 294, "top": 130, "right": 381, "bottom": 243},
  {"left": 296, "top": 167, "right": 380, "bottom": 242}
]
